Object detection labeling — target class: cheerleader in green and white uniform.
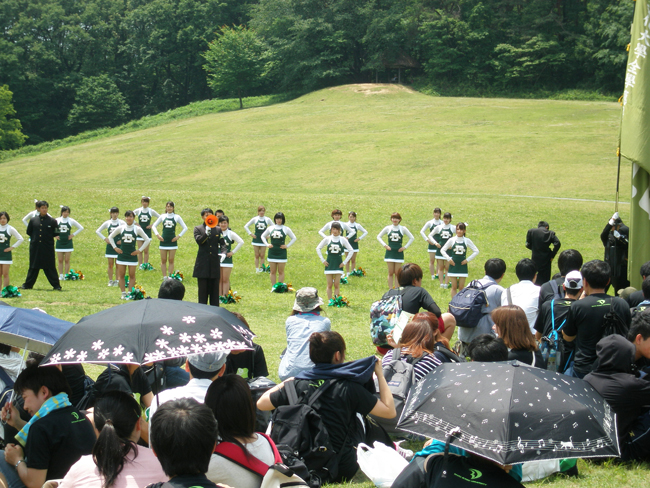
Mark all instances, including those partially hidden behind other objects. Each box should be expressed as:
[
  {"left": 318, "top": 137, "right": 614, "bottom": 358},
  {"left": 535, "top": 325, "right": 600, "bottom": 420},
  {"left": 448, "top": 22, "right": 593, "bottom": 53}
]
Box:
[
  {"left": 55, "top": 205, "right": 84, "bottom": 280},
  {"left": 420, "top": 207, "right": 443, "bottom": 281},
  {"left": 427, "top": 212, "right": 456, "bottom": 289},
  {"left": 260, "top": 212, "right": 297, "bottom": 287},
  {"left": 95, "top": 207, "right": 125, "bottom": 286},
  {"left": 345, "top": 211, "right": 368, "bottom": 275},
  {"left": 243, "top": 205, "right": 273, "bottom": 272},
  {"left": 109, "top": 210, "right": 151, "bottom": 299},
  {"left": 376, "top": 212, "right": 415, "bottom": 289},
  {"left": 134, "top": 196, "right": 160, "bottom": 267},
  {"left": 218, "top": 215, "right": 244, "bottom": 296},
  {"left": 151, "top": 201, "right": 188, "bottom": 278},
  {"left": 316, "top": 222, "right": 354, "bottom": 300},
  {"left": 0, "top": 211, "right": 24, "bottom": 290},
  {"left": 440, "top": 222, "right": 479, "bottom": 298}
]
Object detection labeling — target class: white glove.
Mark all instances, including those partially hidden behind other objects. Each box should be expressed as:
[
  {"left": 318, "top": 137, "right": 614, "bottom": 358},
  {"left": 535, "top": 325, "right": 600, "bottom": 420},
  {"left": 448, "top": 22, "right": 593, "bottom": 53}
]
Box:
[
  {"left": 613, "top": 211, "right": 619, "bottom": 220},
  {"left": 220, "top": 253, "right": 226, "bottom": 263},
  {"left": 613, "top": 230, "right": 621, "bottom": 238},
  {"left": 206, "top": 227, "right": 211, "bottom": 235}
]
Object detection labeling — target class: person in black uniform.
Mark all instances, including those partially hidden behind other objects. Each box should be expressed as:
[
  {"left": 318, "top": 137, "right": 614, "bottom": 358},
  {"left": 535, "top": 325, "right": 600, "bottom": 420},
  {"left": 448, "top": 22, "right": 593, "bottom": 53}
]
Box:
[
  {"left": 600, "top": 211, "right": 630, "bottom": 294},
  {"left": 21, "top": 201, "right": 61, "bottom": 290},
  {"left": 193, "top": 208, "right": 227, "bottom": 306},
  {"left": 525, "top": 220, "right": 561, "bottom": 285}
]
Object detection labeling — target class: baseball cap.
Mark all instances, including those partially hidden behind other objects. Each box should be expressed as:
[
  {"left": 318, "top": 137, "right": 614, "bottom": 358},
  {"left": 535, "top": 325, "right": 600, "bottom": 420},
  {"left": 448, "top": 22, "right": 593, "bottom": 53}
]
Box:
[
  {"left": 564, "top": 271, "right": 583, "bottom": 290},
  {"left": 188, "top": 351, "right": 229, "bottom": 372}
]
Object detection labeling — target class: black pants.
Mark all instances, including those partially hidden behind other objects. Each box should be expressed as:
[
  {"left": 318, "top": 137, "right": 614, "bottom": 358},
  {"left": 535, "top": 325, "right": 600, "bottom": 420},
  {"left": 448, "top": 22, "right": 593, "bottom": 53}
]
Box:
[
  {"left": 23, "top": 265, "right": 60, "bottom": 289},
  {"left": 533, "top": 260, "right": 552, "bottom": 286},
  {"left": 622, "top": 409, "right": 650, "bottom": 461},
  {"left": 197, "top": 278, "right": 220, "bottom": 306}
]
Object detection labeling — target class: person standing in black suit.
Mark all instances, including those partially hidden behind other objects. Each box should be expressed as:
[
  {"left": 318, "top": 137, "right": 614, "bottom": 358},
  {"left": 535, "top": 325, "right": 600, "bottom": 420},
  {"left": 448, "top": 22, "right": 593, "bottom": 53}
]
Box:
[
  {"left": 525, "top": 220, "right": 561, "bottom": 285},
  {"left": 193, "top": 208, "right": 227, "bottom": 306},
  {"left": 21, "top": 201, "right": 61, "bottom": 290},
  {"left": 601, "top": 211, "right": 630, "bottom": 294}
]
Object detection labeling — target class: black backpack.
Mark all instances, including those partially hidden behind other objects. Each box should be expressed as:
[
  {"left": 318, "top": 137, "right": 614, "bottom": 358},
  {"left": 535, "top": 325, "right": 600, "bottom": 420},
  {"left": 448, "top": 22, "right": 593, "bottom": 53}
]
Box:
[
  {"left": 269, "top": 379, "right": 344, "bottom": 487},
  {"left": 448, "top": 280, "right": 495, "bottom": 328},
  {"left": 602, "top": 308, "right": 629, "bottom": 338}
]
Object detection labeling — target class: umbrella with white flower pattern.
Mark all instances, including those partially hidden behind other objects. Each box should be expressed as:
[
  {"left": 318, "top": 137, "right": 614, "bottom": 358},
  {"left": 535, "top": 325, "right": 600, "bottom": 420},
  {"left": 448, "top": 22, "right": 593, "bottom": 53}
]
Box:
[{"left": 39, "top": 299, "right": 254, "bottom": 366}]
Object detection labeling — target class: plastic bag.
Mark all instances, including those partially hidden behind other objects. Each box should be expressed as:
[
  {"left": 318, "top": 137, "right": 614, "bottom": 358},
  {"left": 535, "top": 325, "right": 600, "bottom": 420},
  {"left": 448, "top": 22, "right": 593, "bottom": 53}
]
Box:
[{"left": 357, "top": 441, "right": 409, "bottom": 488}]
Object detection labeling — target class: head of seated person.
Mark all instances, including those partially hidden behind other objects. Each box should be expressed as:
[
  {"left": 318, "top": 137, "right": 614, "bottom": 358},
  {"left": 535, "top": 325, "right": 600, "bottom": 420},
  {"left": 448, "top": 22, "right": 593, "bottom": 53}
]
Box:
[
  {"left": 158, "top": 279, "right": 185, "bottom": 300},
  {"left": 491, "top": 305, "right": 538, "bottom": 353},
  {"left": 309, "top": 331, "right": 346, "bottom": 364},
  {"left": 515, "top": 258, "right": 537, "bottom": 283},
  {"left": 628, "top": 309, "right": 650, "bottom": 361},
  {"left": 14, "top": 363, "right": 72, "bottom": 415},
  {"left": 398, "top": 263, "right": 423, "bottom": 287},
  {"left": 205, "top": 374, "right": 256, "bottom": 448},
  {"left": 467, "top": 335, "right": 508, "bottom": 362},
  {"left": 397, "top": 312, "right": 448, "bottom": 357}
]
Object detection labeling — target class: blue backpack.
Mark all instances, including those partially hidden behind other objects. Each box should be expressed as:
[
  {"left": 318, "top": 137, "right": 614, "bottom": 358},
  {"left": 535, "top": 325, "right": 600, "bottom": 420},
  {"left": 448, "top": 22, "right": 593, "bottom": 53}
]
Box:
[{"left": 448, "top": 280, "right": 496, "bottom": 328}]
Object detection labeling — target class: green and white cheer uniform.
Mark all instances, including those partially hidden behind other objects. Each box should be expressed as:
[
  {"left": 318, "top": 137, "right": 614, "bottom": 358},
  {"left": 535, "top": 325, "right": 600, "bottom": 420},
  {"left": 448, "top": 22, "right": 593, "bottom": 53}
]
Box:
[
  {"left": 152, "top": 213, "right": 188, "bottom": 250},
  {"left": 220, "top": 229, "right": 245, "bottom": 268},
  {"left": 55, "top": 217, "right": 84, "bottom": 252},
  {"left": 0, "top": 224, "right": 24, "bottom": 264},
  {"left": 316, "top": 236, "right": 354, "bottom": 275},
  {"left": 346, "top": 221, "right": 368, "bottom": 252},
  {"left": 377, "top": 225, "right": 415, "bottom": 263},
  {"left": 96, "top": 219, "right": 126, "bottom": 258},
  {"left": 260, "top": 225, "right": 297, "bottom": 263},
  {"left": 420, "top": 218, "right": 443, "bottom": 253},
  {"left": 134, "top": 206, "right": 160, "bottom": 240},
  {"left": 318, "top": 221, "right": 356, "bottom": 240},
  {"left": 440, "top": 236, "right": 479, "bottom": 277},
  {"left": 109, "top": 225, "right": 151, "bottom": 266},
  {"left": 429, "top": 223, "right": 456, "bottom": 261},
  {"left": 244, "top": 216, "right": 273, "bottom": 246}
]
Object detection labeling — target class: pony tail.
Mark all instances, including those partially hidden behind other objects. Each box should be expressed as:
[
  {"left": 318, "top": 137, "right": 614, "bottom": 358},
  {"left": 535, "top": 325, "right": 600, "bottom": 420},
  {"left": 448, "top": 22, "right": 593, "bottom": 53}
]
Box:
[{"left": 93, "top": 421, "right": 138, "bottom": 488}]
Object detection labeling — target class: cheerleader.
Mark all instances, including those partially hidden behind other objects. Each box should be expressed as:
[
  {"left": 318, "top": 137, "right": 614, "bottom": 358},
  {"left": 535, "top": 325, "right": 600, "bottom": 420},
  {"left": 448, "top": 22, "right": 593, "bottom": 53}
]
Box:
[
  {"left": 95, "top": 207, "right": 125, "bottom": 286},
  {"left": 440, "top": 222, "right": 479, "bottom": 298},
  {"left": 345, "top": 211, "right": 368, "bottom": 275},
  {"left": 21, "top": 199, "right": 50, "bottom": 227},
  {"left": 108, "top": 211, "right": 151, "bottom": 299},
  {"left": 151, "top": 201, "right": 188, "bottom": 278},
  {"left": 0, "top": 212, "right": 24, "bottom": 290},
  {"left": 260, "top": 212, "right": 297, "bottom": 287},
  {"left": 133, "top": 196, "right": 160, "bottom": 267},
  {"left": 427, "top": 212, "right": 456, "bottom": 289},
  {"left": 316, "top": 222, "right": 354, "bottom": 300},
  {"left": 318, "top": 209, "right": 356, "bottom": 239},
  {"left": 377, "top": 212, "right": 414, "bottom": 289},
  {"left": 243, "top": 206, "right": 273, "bottom": 272},
  {"left": 420, "top": 207, "right": 443, "bottom": 280},
  {"left": 55, "top": 206, "right": 84, "bottom": 280},
  {"left": 218, "top": 215, "right": 244, "bottom": 296}
]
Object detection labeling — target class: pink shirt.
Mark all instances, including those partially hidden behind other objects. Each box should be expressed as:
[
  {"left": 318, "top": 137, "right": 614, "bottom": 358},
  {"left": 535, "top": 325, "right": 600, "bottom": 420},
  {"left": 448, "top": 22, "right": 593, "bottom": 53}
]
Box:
[{"left": 62, "top": 446, "right": 167, "bottom": 488}]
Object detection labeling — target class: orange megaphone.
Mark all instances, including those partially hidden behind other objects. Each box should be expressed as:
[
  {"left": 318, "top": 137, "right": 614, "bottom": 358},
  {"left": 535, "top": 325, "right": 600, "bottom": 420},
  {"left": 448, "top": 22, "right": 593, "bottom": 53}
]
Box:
[{"left": 205, "top": 215, "right": 218, "bottom": 228}]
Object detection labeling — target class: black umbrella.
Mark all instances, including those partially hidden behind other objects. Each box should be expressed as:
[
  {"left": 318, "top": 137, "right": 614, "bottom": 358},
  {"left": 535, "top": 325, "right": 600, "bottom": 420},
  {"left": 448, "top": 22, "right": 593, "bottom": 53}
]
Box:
[
  {"left": 397, "top": 361, "right": 619, "bottom": 465},
  {"left": 40, "top": 299, "right": 255, "bottom": 366}
]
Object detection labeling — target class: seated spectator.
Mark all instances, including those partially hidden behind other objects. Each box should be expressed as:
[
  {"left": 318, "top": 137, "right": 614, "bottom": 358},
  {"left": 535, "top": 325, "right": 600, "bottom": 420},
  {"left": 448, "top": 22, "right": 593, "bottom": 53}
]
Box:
[
  {"left": 0, "top": 344, "right": 25, "bottom": 442},
  {"left": 467, "top": 334, "right": 509, "bottom": 362},
  {"left": 259, "top": 331, "right": 396, "bottom": 482},
  {"left": 157, "top": 279, "right": 185, "bottom": 300},
  {"left": 0, "top": 364, "right": 96, "bottom": 488},
  {"left": 92, "top": 364, "right": 153, "bottom": 410},
  {"left": 562, "top": 260, "right": 631, "bottom": 378},
  {"left": 627, "top": 309, "right": 650, "bottom": 369},
  {"left": 206, "top": 375, "right": 277, "bottom": 488},
  {"left": 148, "top": 398, "right": 221, "bottom": 488},
  {"left": 501, "top": 259, "right": 540, "bottom": 333},
  {"left": 492, "top": 306, "right": 546, "bottom": 368},
  {"left": 537, "top": 249, "right": 583, "bottom": 307},
  {"left": 278, "top": 287, "right": 331, "bottom": 381},
  {"left": 225, "top": 312, "right": 269, "bottom": 379},
  {"left": 584, "top": 334, "right": 650, "bottom": 461},
  {"left": 62, "top": 391, "right": 167, "bottom": 488},
  {"left": 627, "top": 260, "right": 650, "bottom": 307},
  {"left": 631, "top": 276, "right": 650, "bottom": 319},
  {"left": 455, "top": 258, "right": 506, "bottom": 357}
]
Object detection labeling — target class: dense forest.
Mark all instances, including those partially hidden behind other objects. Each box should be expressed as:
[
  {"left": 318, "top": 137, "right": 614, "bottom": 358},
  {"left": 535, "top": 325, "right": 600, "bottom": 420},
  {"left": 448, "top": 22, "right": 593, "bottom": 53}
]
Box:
[{"left": 0, "top": 0, "right": 635, "bottom": 146}]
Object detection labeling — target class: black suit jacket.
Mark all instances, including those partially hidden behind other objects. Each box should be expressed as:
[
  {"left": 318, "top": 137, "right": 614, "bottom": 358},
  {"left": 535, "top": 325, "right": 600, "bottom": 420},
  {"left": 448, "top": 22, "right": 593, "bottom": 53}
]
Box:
[
  {"left": 526, "top": 227, "right": 561, "bottom": 262},
  {"left": 26, "top": 214, "right": 59, "bottom": 268},
  {"left": 193, "top": 224, "right": 227, "bottom": 279}
]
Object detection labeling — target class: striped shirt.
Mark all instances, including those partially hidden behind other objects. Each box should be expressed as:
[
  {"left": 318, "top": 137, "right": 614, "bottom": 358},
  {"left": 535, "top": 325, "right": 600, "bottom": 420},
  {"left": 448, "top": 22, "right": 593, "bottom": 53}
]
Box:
[{"left": 382, "top": 349, "right": 442, "bottom": 382}]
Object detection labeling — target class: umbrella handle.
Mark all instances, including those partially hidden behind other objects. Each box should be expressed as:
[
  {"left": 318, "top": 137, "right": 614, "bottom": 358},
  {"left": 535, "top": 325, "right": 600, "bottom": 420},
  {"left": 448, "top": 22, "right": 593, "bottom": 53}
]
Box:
[{"left": 441, "top": 427, "right": 461, "bottom": 479}]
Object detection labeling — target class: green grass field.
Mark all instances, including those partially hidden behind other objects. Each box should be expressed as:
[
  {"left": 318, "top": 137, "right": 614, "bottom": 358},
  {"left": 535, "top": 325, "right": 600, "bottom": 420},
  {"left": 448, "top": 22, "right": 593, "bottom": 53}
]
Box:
[{"left": 1, "top": 84, "right": 642, "bottom": 486}]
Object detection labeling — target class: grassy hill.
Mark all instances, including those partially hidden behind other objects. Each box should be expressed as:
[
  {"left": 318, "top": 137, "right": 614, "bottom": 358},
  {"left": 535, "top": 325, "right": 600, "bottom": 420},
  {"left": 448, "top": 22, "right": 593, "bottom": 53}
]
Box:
[{"left": 1, "top": 84, "right": 641, "bottom": 487}]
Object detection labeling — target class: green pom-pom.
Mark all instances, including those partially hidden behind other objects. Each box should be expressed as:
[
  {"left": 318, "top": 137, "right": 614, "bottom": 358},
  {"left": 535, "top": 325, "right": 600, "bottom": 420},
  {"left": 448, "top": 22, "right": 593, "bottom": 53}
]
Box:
[
  {"left": 262, "top": 264, "right": 270, "bottom": 273},
  {"left": 168, "top": 271, "right": 184, "bottom": 281},
  {"left": 139, "top": 263, "right": 155, "bottom": 271},
  {"left": 328, "top": 295, "right": 350, "bottom": 307},
  {"left": 1, "top": 286, "right": 21, "bottom": 298},
  {"left": 64, "top": 269, "right": 84, "bottom": 281},
  {"left": 340, "top": 276, "right": 348, "bottom": 285},
  {"left": 126, "top": 285, "right": 146, "bottom": 300},
  {"left": 350, "top": 267, "right": 366, "bottom": 277}
]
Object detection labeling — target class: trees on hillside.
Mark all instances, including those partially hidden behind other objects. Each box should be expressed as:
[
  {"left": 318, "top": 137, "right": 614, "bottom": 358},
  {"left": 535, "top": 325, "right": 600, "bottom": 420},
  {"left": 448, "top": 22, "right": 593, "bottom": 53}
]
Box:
[
  {"left": 0, "top": 85, "right": 27, "bottom": 150},
  {"left": 67, "top": 76, "right": 130, "bottom": 132}
]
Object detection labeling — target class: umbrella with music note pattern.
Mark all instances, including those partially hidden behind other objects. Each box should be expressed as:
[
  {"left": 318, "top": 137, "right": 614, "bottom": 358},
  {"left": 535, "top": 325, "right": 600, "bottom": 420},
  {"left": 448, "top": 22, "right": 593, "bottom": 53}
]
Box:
[{"left": 397, "top": 361, "right": 619, "bottom": 464}]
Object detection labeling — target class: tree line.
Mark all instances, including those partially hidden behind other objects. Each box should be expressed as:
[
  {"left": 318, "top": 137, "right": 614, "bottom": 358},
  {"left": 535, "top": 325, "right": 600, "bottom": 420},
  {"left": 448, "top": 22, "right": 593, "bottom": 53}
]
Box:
[{"left": 0, "top": 0, "right": 634, "bottom": 148}]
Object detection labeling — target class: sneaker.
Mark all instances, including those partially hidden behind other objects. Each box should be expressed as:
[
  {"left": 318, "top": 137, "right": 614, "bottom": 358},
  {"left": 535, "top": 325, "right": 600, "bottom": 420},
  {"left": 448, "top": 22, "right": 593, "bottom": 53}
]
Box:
[
  {"left": 440, "top": 283, "right": 446, "bottom": 288},
  {"left": 120, "top": 292, "right": 127, "bottom": 300},
  {"left": 432, "top": 274, "right": 438, "bottom": 280},
  {"left": 108, "top": 281, "right": 113, "bottom": 287},
  {"left": 394, "top": 441, "right": 413, "bottom": 461}
]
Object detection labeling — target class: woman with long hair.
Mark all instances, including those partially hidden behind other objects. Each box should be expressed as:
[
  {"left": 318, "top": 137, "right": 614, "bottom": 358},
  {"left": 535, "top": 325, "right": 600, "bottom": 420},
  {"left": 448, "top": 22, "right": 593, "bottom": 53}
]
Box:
[
  {"left": 492, "top": 305, "right": 547, "bottom": 369},
  {"left": 62, "top": 391, "right": 166, "bottom": 488},
  {"left": 206, "top": 375, "right": 278, "bottom": 488}
]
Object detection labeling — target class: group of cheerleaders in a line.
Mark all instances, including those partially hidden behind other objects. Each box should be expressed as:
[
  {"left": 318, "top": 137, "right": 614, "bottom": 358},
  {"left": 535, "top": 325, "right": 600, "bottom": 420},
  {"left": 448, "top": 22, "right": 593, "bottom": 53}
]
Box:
[{"left": 0, "top": 201, "right": 478, "bottom": 300}]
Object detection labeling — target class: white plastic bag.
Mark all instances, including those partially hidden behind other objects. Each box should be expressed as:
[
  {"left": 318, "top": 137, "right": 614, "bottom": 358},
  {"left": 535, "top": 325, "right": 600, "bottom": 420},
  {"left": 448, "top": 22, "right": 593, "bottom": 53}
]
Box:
[
  {"left": 521, "top": 459, "right": 561, "bottom": 482},
  {"left": 356, "top": 441, "right": 409, "bottom": 488}
]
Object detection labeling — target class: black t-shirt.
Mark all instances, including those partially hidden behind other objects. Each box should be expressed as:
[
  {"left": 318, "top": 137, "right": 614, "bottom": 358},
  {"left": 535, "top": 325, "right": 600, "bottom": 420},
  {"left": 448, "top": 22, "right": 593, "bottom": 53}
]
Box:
[
  {"left": 270, "top": 378, "right": 378, "bottom": 479},
  {"left": 563, "top": 294, "right": 632, "bottom": 375},
  {"left": 382, "top": 286, "right": 441, "bottom": 316},
  {"left": 627, "top": 290, "right": 646, "bottom": 308},
  {"left": 93, "top": 364, "right": 151, "bottom": 406},
  {"left": 508, "top": 349, "right": 547, "bottom": 369},
  {"left": 534, "top": 298, "right": 574, "bottom": 337},
  {"left": 147, "top": 474, "right": 220, "bottom": 488},
  {"left": 24, "top": 406, "right": 96, "bottom": 479},
  {"left": 225, "top": 343, "right": 269, "bottom": 379},
  {"left": 537, "top": 277, "right": 565, "bottom": 309}
]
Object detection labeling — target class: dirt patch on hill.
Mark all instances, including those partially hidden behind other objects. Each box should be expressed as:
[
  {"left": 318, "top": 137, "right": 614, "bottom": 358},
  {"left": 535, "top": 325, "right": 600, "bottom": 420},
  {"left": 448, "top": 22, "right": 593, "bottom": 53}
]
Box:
[{"left": 329, "top": 84, "right": 416, "bottom": 95}]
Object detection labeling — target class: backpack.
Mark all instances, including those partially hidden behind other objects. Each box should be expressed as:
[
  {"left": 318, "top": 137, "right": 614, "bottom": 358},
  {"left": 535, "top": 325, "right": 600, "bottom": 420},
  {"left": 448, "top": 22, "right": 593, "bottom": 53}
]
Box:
[
  {"left": 213, "top": 433, "right": 309, "bottom": 488},
  {"left": 269, "top": 379, "right": 345, "bottom": 487},
  {"left": 602, "top": 302, "right": 629, "bottom": 338},
  {"left": 371, "top": 350, "right": 423, "bottom": 435},
  {"left": 448, "top": 280, "right": 496, "bottom": 328},
  {"left": 433, "top": 345, "right": 463, "bottom": 363},
  {"left": 549, "top": 280, "right": 564, "bottom": 300},
  {"left": 539, "top": 299, "right": 568, "bottom": 373},
  {"left": 370, "top": 290, "right": 403, "bottom": 346}
]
